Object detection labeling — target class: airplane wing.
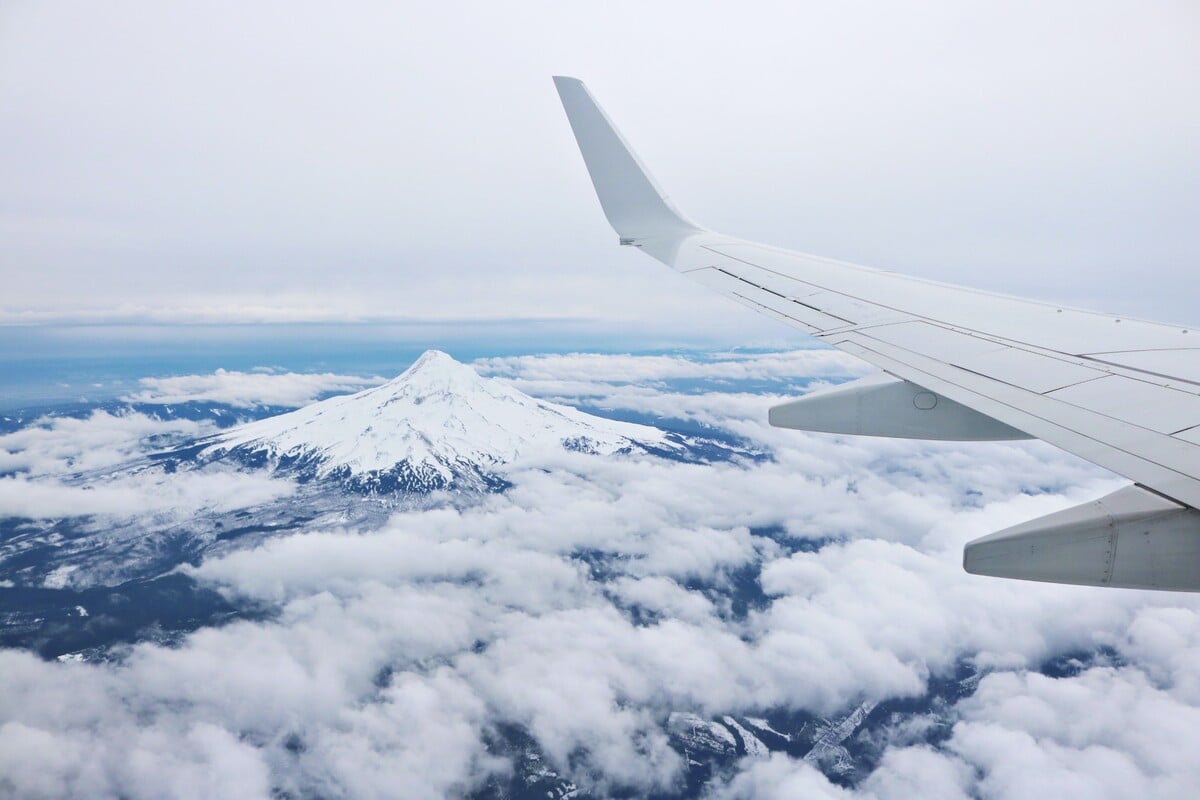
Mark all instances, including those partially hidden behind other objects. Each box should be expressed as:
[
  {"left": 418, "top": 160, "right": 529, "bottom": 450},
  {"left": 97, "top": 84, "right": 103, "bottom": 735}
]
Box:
[{"left": 553, "top": 76, "right": 1200, "bottom": 591}]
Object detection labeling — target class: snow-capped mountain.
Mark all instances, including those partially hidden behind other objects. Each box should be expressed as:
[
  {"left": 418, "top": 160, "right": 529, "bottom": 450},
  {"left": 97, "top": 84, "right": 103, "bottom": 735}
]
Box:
[{"left": 193, "top": 350, "right": 682, "bottom": 492}]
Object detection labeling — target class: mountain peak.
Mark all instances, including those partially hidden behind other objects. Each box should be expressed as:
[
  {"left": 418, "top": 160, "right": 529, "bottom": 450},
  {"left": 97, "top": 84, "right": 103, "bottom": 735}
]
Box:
[
  {"left": 376, "top": 350, "right": 487, "bottom": 397},
  {"left": 199, "top": 351, "right": 677, "bottom": 491},
  {"left": 403, "top": 349, "right": 461, "bottom": 374}
]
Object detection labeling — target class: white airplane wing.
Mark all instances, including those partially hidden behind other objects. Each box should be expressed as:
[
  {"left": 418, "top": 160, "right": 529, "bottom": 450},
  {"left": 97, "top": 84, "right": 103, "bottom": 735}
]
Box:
[{"left": 553, "top": 76, "right": 1200, "bottom": 591}]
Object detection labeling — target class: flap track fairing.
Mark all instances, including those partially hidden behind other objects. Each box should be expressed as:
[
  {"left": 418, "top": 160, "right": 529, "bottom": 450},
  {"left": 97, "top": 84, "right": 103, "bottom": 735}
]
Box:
[
  {"left": 964, "top": 485, "right": 1200, "bottom": 591},
  {"left": 769, "top": 373, "right": 1031, "bottom": 441}
]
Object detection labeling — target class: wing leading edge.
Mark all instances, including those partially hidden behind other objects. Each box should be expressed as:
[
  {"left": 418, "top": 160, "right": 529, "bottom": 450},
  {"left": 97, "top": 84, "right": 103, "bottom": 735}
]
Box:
[{"left": 553, "top": 76, "right": 1200, "bottom": 591}]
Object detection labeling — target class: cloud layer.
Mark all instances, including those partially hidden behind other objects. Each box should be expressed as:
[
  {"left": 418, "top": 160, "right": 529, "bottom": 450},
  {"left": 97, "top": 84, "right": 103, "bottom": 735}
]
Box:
[
  {"left": 125, "top": 368, "right": 381, "bottom": 409},
  {"left": 1, "top": 350, "right": 1199, "bottom": 799}
]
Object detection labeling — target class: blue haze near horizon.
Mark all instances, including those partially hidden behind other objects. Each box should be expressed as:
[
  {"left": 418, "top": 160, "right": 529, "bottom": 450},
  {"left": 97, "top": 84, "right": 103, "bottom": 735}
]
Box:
[{"left": 0, "top": 324, "right": 801, "bottom": 412}]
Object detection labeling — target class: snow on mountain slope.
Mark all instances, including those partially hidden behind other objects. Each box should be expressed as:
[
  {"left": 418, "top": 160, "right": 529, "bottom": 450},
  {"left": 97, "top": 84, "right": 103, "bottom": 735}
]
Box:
[{"left": 195, "top": 350, "right": 679, "bottom": 491}]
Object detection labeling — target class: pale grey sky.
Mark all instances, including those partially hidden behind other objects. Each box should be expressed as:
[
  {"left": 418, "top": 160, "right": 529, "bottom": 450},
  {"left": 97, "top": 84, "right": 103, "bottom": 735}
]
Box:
[{"left": 1, "top": 1, "right": 1196, "bottom": 338}]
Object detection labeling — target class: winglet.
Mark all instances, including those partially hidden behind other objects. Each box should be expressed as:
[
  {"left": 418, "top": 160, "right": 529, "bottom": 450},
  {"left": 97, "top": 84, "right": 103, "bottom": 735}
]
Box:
[{"left": 553, "top": 76, "right": 702, "bottom": 243}]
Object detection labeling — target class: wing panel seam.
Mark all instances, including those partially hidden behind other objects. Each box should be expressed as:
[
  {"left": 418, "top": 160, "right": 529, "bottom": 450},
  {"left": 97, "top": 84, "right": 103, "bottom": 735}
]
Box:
[
  {"left": 1075, "top": 355, "right": 1200, "bottom": 390},
  {"left": 714, "top": 267, "right": 853, "bottom": 325},
  {"left": 703, "top": 245, "right": 1193, "bottom": 381}
]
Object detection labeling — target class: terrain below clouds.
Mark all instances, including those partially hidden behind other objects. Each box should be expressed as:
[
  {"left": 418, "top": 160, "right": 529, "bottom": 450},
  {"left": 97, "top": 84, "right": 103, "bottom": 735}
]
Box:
[{"left": 1, "top": 348, "right": 1198, "bottom": 800}]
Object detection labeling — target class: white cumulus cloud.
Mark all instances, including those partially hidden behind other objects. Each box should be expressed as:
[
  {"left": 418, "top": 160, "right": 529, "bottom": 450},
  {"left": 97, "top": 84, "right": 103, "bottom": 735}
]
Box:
[{"left": 125, "top": 369, "right": 381, "bottom": 409}]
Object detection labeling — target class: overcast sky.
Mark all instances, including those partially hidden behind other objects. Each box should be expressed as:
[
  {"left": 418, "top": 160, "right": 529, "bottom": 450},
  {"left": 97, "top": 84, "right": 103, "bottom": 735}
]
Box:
[{"left": 1, "top": 1, "right": 1196, "bottom": 338}]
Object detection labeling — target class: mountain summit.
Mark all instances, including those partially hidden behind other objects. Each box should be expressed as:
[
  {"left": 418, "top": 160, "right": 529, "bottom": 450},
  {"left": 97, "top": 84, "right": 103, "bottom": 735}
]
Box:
[{"left": 196, "top": 350, "right": 678, "bottom": 492}]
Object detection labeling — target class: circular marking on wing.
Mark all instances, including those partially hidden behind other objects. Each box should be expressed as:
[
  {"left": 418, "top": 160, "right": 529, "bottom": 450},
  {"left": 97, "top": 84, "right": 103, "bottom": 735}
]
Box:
[{"left": 913, "top": 392, "right": 938, "bottom": 411}]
